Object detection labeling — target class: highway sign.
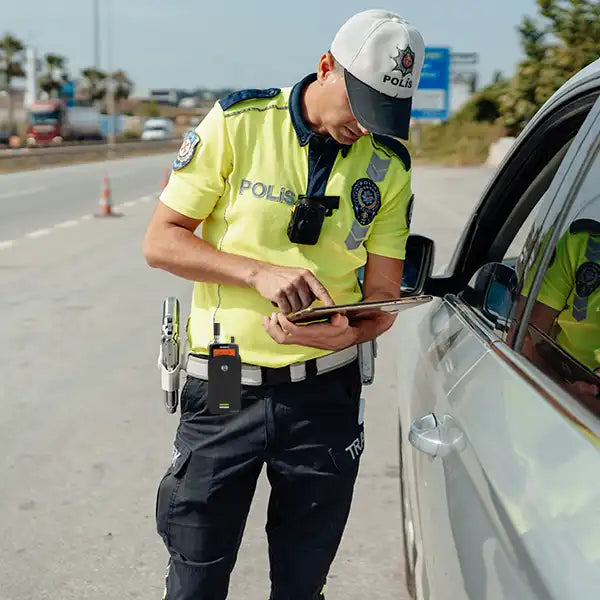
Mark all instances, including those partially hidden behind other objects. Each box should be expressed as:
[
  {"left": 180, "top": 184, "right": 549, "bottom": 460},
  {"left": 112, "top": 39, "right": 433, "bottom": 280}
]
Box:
[{"left": 412, "top": 47, "right": 451, "bottom": 121}]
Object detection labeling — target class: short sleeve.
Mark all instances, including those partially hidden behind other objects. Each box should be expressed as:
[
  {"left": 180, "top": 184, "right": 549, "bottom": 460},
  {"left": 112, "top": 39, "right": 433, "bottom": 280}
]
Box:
[
  {"left": 160, "top": 103, "right": 233, "bottom": 220},
  {"left": 365, "top": 171, "right": 412, "bottom": 259},
  {"left": 526, "top": 231, "right": 582, "bottom": 311}
]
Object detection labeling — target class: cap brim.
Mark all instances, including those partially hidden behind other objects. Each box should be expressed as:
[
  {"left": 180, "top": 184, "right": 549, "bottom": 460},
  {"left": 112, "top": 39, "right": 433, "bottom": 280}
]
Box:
[{"left": 345, "top": 70, "right": 412, "bottom": 140}]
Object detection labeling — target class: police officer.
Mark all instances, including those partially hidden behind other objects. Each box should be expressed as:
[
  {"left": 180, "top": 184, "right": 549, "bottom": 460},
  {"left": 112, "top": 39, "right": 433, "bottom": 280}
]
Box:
[
  {"left": 520, "top": 203, "right": 600, "bottom": 412},
  {"left": 144, "top": 10, "right": 424, "bottom": 599}
]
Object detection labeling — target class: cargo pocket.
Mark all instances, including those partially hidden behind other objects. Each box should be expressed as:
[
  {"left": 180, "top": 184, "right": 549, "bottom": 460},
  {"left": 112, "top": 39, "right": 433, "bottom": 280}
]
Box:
[{"left": 156, "top": 440, "right": 192, "bottom": 545}]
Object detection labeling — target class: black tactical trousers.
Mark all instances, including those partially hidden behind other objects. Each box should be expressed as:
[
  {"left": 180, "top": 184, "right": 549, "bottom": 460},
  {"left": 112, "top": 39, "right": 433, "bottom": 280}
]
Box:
[{"left": 156, "top": 360, "right": 364, "bottom": 600}]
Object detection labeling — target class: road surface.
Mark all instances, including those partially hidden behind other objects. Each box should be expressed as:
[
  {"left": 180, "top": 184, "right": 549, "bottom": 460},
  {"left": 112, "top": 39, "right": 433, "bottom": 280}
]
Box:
[{"left": 0, "top": 154, "right": 495, "bottom": 599}]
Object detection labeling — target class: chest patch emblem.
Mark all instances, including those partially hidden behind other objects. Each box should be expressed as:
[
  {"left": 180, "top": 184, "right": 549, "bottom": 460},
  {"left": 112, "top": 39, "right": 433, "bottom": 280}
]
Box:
[
  {"left": 351, "top": 178, "right": 381, "bottom": 226},
  {"left": 575, "top": 262, "right": 600, "bottom": 298}
]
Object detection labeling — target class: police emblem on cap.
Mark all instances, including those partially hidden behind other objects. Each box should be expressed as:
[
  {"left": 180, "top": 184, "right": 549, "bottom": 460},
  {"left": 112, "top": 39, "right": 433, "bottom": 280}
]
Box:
[
  {"left": 351, "top": 178, "right": 381, "bottom": 226},
  {"left": 392, "top": 46, "right": 415, "bottom": 76},
  {"left": 173, "top": 130, "right": 200, "bottom": 170},
  {"left": 575, "top": 262, "right": 600, "bottom": 297}
]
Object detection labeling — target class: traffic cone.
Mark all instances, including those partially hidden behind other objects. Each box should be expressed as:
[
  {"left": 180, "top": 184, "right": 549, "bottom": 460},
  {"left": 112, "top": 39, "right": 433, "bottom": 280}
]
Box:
[
  {"left": 97, "top": 175, "right": 113, "bottom": 217},
  {"left": 161, "top": 168, "right": 170, "bottom": 191}
]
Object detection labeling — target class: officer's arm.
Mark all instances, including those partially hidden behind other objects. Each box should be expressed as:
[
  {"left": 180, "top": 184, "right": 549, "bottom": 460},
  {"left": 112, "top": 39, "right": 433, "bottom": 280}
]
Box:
[
  {"left": 347, "top": 252, "right": 404, "bottom": 344},
  {"left": 520, "top": 300, "right": 560, "bottom": 362},
  {"left": 144, "top": 202, "right": 265, "bottom": 288},
  {"left": 144, "top": 203, "right": 334, "bottom": 310}
]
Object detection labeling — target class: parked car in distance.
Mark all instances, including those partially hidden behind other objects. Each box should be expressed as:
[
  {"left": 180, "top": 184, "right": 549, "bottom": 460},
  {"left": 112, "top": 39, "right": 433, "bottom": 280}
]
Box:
[{"left": 141, "top": 118, "right": 174, "bottom": 141}]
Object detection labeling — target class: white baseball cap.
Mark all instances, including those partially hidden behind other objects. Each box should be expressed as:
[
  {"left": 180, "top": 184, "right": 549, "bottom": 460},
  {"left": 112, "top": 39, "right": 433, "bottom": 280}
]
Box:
[{"left": 331, "top": 9, "right": 425, "bottom": 139}]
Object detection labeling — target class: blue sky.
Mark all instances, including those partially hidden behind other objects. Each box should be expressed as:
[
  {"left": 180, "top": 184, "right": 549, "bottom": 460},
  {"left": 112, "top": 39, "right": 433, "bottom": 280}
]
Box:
[{"left": 3, "top": 0, "right": 539, "bottom": 95}]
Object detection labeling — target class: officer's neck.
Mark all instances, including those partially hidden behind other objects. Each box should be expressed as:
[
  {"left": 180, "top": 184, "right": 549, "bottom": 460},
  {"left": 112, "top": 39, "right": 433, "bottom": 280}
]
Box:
[{"left": 301, "top": 80, "right": 330, "bottom": 138}]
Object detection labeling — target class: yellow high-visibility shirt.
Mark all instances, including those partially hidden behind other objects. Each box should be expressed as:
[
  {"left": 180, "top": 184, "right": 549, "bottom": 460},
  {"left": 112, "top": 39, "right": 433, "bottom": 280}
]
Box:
[{"left": 160, "top": 75, "right": 413, "bottom": 367}]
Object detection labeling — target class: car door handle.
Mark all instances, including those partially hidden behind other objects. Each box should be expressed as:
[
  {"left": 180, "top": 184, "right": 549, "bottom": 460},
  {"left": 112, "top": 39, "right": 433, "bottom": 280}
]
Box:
[{"left": 409, "top": 413, "right": 466, "bottom": 458}]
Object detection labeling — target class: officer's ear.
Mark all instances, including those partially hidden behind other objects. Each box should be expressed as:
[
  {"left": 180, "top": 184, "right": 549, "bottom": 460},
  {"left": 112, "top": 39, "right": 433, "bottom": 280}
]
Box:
[{"left": 318, "top": 52, "right": 338, "bottom": 84}]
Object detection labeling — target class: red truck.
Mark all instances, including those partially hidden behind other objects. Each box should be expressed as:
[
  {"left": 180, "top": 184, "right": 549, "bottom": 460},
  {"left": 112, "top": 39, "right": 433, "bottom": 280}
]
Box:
[{"left": 26, "top": 100, "right": 103, "bottom": 146}]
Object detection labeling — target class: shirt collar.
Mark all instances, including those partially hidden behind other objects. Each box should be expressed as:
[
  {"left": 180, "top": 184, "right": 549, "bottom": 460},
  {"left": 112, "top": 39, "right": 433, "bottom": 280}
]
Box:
[
  {"left": 289, "top": 73, "right": 318, "bottom": 147},
  {"left": 289, "top": 73, "right": 352, "bottom": 157}
]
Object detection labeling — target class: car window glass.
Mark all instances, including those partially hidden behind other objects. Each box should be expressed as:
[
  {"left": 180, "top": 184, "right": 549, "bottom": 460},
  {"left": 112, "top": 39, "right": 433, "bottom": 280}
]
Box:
[
  {"left": 516, "top": 145, "right": 600, "bottom": 416},
  {"left": 504, "top": 204, "right": 542, "bottom": 263},
  {"left": 464, "top": 158, "right": 568, "bottom": 333}
]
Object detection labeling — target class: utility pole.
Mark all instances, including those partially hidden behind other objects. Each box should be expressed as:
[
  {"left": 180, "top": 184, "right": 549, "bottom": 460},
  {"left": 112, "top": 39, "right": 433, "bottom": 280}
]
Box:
[
  {"left": 105, "top": 0, "right": 116, "bottom": 154},
  {"left": 93, "top": 0, "right": 100, "bottom": 69}
]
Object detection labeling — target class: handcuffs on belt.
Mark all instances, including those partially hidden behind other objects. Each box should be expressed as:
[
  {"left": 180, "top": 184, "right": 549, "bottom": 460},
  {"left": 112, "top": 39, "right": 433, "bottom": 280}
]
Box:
[{"left": 158, "top": 296, "right": 376, "bottom": 415}]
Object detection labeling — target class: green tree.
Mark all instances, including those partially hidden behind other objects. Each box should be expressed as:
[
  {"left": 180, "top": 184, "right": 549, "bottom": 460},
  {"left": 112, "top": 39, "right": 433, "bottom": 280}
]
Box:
[
  {"left": 501, "top": 0, "right": 600, "bottom": 134},
  {"left": 38, "top": 53, "right": 67, "bottom": 99},
  {"left": 79, "top": 67, "right": 106, "bottom": 103},
  {"left": 0, "top": 33, "right": 25, "bottom": 135},
  {"left": 454, "top": 78, "right": 510, "bottom": 124},
  {"left": 111, "top": 69, "right": 133, "bottom": 103}
]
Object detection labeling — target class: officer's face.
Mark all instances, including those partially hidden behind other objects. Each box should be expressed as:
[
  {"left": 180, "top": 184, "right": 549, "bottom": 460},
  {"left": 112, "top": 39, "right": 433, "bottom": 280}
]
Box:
[{"left": 317, "top": 54, "right": 371, "bottom": 145}]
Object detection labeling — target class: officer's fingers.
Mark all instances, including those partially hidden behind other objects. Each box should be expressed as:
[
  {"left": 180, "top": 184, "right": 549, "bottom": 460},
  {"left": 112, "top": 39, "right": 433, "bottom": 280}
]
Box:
[
  {"left": 263, "top": 313, "right": 288, "bottom": 344},
  {"left": 274, "top": 291, "right": 292, "bottom": 315},
  {"left": 303, "top": 272, "right": 334, "bottom": 306},
  {"left": 329, "top": 312, "right": 349, "bottom": 330},
  {"left": 285, "top": 288, "right": 303, "bottom": 314},
  {"left": 295, "top": 279, "right": 314, "bottom": 310},
  {"left": 277, "top": 313, "right": 300, "bottom": 336}
]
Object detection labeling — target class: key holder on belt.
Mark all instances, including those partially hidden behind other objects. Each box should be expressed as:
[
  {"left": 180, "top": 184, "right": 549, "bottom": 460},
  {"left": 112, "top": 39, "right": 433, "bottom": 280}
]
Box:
[{"left": 208, "top": 322, "right": 242, "bottom": 414}]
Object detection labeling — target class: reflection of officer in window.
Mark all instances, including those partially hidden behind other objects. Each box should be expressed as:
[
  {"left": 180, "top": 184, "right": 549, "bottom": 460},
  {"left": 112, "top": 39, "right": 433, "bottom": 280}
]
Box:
[
  {"left": 143, "top": 10, "right": 425, "bottom": 600},
  {"left": 520, "top": 216, "right": 600, "bottom": 410}
]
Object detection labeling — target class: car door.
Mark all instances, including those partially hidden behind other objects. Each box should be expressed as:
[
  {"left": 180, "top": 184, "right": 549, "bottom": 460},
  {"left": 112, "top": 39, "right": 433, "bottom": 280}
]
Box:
[{"left": 398, "top": 94, "right": 600, "bottom": 600}]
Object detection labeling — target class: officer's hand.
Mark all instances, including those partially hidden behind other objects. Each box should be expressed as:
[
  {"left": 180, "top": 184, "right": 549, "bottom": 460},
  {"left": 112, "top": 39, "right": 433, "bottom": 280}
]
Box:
[
  {"left": 263, "top": 312, "right": 355, "bottom": 350},
  {"left": 252, "top": 264, "right": 334, "bottom": 314}
]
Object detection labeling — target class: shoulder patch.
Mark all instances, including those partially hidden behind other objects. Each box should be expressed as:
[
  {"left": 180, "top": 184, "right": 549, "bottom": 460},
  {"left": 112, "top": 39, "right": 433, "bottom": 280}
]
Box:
[
  {"left": 218, "top": 87, "right": 281, "bottom": 111},
  {"left": 372, "top": 134, "right": 411, "bottom": 172},
  {"left": 570, "top": 218, "right": 600, "bottom": 236},
  {"left": 173, "top": 130, "right": 200, "bottom": 171}
]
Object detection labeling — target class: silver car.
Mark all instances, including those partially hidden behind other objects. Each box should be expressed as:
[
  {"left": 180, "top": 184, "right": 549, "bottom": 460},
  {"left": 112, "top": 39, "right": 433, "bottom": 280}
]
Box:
[{"left": 396, "top": 60, "right": 600, "bottom": 598}]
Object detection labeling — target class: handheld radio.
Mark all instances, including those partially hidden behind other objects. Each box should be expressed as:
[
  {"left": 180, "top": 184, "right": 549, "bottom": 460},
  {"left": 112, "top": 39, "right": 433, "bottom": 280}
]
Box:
[{"left": 207, "top": 323, "right": 242, "bottom": 414}]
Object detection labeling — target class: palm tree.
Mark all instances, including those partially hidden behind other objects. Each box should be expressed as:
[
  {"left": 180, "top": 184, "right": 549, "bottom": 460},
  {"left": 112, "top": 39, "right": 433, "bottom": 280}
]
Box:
[
  {"left": 112, "top": 69, "right": 133, "bottom": 103},
  {"left": 38, "top": 53, "right": 67, "bottom": 99},
  {"left": 79, "top": 67, "right": 106, "bottom": 104},
  {"left": 0, "top": 34, "right": 25, "bottom": 135}
]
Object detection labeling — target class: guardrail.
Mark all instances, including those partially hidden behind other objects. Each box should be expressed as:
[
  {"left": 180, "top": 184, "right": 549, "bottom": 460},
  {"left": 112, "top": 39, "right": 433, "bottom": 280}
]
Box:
[{"left": 0, "top": 139, "right": 181, "bottom": 173}]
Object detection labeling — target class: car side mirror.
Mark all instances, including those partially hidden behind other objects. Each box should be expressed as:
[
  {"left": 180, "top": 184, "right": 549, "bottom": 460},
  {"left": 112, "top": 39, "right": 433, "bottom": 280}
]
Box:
[
  {"left": 401, "top": 234, "right": 435, "bottom": 296},
  {"left": 470, "top": 262, "right": 518, "bottom": 328}
]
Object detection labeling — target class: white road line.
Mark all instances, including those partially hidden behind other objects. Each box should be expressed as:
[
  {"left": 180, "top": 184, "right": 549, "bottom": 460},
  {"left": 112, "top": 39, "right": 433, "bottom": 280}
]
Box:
[
  {"left": 122, "top": 200, "right": 137, "bottom": 208},
  {"left": 140, "top": 195, "right": 154, "bottom": 202},
  {"left": 0, "top": 186, "right": 46, "bottom": 200},
  {"left": 55, "top": 219, "right": 79, "bottom": 229},
  {"left": 81, "top": 214, "right": 93, "bottom": 221},
  {"left": 26, "top": 228, "right": 52, "bottom": 239},
  {"left": 0, "top": 240, "right": 16, "bottom": 250}
]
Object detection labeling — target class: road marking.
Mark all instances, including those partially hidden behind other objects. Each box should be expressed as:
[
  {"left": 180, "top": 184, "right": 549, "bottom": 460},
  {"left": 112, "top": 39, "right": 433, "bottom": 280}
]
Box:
[
  {"left": 26, "top": 228, "right": 52, "bottom": 239},
  {"left": 0, "top": 240, "right": 16, "bottom": 250},
  {"left": 81, "top": 214, "right": 93, "bottom": 221},
  {"left": 55, "top": 219, "right": 79, "bottom": 229},
  {"left": 122, "top": 200, "right": 137, "bottom": 207},
  {"left": 0, "top": 186, "right": 46, "bottom": 200},
  {"left": 140, "top": 195, "right": 154, "bottom": 202}
]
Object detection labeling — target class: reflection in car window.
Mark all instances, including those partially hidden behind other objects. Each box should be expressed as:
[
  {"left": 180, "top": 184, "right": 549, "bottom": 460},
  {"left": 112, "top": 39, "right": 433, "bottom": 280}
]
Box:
[{"left": 517, "top": 148, "right": 600, "bottom": 415}]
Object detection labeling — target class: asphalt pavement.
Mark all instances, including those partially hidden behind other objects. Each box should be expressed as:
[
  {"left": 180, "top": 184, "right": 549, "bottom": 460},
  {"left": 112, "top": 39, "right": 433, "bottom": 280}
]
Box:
[{"left": 0, "top": 154, "right": 495, "bottom": 600}]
